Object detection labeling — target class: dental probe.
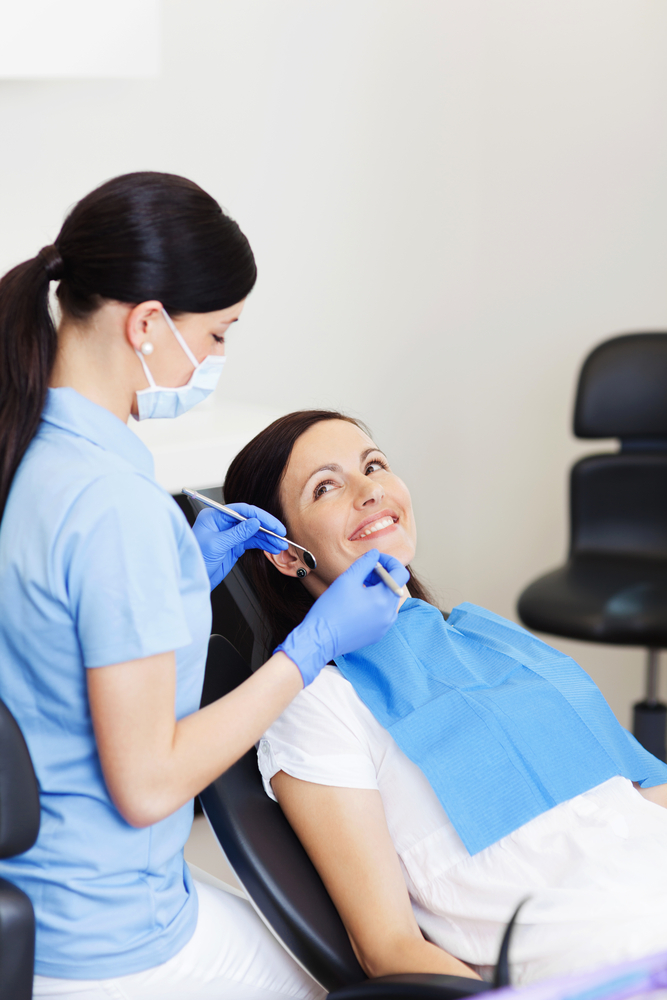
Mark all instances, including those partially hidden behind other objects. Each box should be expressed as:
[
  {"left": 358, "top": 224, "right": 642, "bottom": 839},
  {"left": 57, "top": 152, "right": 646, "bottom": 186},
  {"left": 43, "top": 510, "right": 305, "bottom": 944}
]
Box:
[
  {"left": 182, "top": 489, "right": 317, "bottom": 569},
  {"left": 373, "top": 562, "right": 405, "bottom": 598}
]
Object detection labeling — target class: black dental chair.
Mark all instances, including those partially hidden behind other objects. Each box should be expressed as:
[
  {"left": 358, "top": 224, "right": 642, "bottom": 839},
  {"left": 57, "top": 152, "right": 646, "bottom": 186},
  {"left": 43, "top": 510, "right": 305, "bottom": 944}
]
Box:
[
  {"left": 199, "top": 631, "right": 503, "bottom": 999},
  {"left": 0, "top": 697, "right": 41, "bottom": 1000},
  {"left": 185, "top": 493, "right": 516, "bottom": 997},
  {"left": 173, "top": 487, "right": 267, "bottom": 668},
  {"left": 518, "top": 333, "right": 667, "bottom": 761}
]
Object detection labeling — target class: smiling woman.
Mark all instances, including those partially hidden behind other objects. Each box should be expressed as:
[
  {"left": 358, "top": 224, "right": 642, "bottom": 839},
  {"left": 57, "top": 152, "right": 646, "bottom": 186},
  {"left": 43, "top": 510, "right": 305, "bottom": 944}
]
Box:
[
  {"left": 224, "top": 410, "right": 667, "bottom": 988},
  {"left": 223, "top": 409, "right": 434, "bottom": 648},
  {"left": 261, "top": 419, "right": 417, "bottom": 596}
]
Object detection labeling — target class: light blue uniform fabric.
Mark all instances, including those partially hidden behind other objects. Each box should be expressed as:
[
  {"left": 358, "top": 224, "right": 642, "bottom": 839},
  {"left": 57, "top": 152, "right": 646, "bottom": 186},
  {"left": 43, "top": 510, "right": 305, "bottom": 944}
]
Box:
[
  {"left": 335, "top": 598, "right": 667, "bottom": 856},
  {"left": 0, "top": 388, "right": 212, "bottom": 979}
]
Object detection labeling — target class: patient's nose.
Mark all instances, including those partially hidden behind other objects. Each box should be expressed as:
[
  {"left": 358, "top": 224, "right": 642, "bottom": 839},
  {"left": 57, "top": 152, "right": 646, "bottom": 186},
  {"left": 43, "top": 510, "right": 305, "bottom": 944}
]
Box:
[{"left": 357, "top": 478, "right": 384, "bottom": 507}]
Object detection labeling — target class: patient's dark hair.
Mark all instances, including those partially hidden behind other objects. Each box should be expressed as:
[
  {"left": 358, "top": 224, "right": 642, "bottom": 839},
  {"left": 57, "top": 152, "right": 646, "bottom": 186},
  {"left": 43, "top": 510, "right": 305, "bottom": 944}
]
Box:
[
  {"left": 0, "top": 171, "right": 256, "bottom": 524},
  {"left": 224, "top": 410, "right": 436, "bottom": 648}
]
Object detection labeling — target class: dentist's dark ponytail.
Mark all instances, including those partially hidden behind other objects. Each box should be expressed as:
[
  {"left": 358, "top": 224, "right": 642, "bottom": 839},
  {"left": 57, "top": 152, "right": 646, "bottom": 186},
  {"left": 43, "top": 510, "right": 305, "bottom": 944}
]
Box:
[
  {"left": 0, "top": 249, "right": 61, "bottom": 524},
  {"left": 0, "top": 172, "right": 257, "bottom": 523}
]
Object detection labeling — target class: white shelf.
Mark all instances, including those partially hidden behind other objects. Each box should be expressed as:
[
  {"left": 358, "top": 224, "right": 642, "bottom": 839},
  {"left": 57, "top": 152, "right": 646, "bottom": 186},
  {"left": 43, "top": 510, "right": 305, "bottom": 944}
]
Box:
[
  {"left": 0, "top": 0, "right": 159, "bottom": 79},
  {"left": 128, "top": 394, "right": 286, "bottom": 496}
]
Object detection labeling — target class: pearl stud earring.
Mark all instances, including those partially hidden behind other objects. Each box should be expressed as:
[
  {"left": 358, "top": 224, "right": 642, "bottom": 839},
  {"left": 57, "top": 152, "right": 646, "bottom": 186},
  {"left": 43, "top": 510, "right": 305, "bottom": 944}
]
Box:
[
  {"left": 140, "top": 341, "right": 154, "bottom": 356},
  {"left": 296, "top": 567, "right": 307, "bottom": 578}
]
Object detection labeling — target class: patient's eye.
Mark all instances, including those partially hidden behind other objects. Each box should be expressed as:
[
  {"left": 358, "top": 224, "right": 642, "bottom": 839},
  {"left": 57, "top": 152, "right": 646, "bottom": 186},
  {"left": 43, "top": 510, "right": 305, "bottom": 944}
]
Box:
[
  {"left": 314, "top": 479, "right": 337, "bottom": 499},
  {"left": 365, "top": 458, "right": 388, "bottom": 475},
  {"left": 212, "top": 333, "right": 225, "bottom": 344}
]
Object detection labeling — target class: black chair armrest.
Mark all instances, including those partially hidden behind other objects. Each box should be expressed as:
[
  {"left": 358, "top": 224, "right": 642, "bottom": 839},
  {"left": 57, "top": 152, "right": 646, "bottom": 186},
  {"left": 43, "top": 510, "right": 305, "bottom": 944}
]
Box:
[{"left": 328, "top": 973, "right": 493, "bottom": 999}]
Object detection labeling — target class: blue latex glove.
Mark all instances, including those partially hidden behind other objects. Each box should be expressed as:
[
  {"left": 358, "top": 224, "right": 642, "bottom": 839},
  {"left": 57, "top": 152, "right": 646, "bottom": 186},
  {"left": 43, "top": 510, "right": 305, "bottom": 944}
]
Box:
[
  {"left": 275, "top": 549, "right": 410, "bottom": 686},
  {"left": 193, "top": 503, "right": 288, "bottom": 590}
]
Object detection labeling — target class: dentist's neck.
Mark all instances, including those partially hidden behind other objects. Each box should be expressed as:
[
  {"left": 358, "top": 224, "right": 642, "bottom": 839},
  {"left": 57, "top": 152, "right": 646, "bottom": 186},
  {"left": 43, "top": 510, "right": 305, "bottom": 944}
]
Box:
[{"left": 50, "top": 303, "right": 140, "bottom": 423}]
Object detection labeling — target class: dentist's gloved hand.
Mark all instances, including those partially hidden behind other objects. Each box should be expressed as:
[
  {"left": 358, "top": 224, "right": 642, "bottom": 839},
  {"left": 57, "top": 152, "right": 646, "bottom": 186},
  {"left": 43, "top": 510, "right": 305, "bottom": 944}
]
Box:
[
  {"left": 193, "top": 504, "right": 288, "bottom": 590},
  {"left": 275, "top": 549, "right": 410, "bottom": 686}
]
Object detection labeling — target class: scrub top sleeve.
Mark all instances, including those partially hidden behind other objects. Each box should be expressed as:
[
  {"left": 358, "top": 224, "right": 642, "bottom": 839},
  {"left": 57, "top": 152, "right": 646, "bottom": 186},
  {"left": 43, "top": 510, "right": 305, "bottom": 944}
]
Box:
[{"left": 63, "top": 473, "right": 193, "bottom": 667}]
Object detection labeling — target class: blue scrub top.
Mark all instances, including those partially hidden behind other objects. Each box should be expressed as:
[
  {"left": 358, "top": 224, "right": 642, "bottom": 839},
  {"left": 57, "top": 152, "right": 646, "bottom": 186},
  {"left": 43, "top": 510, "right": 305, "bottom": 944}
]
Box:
[{"left": 0, "top": 388, "right": 212, "bottom": 979}]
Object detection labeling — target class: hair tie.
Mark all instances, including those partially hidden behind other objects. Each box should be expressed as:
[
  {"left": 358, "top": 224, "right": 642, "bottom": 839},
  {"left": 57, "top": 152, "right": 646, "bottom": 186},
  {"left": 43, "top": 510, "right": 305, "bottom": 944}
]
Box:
[{"left": 37, "top": 245, "right": 64, "bottom": 282}]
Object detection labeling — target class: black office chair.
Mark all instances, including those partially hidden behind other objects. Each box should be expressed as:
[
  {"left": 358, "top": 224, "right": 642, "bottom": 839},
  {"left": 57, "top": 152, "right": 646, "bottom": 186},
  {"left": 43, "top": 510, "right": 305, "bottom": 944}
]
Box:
[
  {"left": 518, "top": 333, "right": 667, "bottom": 760},
  {"left": 0, "top": 697, "right": 41, "bottom": 1000}
]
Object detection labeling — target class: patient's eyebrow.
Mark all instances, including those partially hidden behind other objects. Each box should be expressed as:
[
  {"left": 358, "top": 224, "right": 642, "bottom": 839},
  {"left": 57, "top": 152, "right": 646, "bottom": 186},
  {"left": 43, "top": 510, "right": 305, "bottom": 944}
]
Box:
[
  {"left": 360, "top": 447, "right": 385, "bottom": 462},
  {"left": 305, "top": 463, "right": 343, "bottom": 483}
]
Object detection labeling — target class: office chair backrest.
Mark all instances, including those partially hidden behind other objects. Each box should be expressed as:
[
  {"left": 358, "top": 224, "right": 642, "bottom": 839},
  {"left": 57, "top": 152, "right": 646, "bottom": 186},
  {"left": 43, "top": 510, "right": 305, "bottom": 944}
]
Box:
[
  {"left": 199, "top": 635, "right": 366, "bottom": 994},
  {"left": 574, "top": 333, "right": 667, "bottom": 441},
  {"left": 570, "top": 453, "right": 667, "bottom": 558},
  {"left": 568, "top": 333, "right": 667, "bottom": 559},
  {"left": 0, "top": 696, "right": 41, "bottom": 1000}
]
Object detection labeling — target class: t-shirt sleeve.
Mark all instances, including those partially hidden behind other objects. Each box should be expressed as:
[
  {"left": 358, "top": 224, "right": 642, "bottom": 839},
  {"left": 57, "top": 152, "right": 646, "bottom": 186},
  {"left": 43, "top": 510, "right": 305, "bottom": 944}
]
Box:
[
  {"left": 257, "top": 668, "right": 379, "bottom": 801},
  {"left": 62, "top": 472, "right": 192, "bottom": 667}
]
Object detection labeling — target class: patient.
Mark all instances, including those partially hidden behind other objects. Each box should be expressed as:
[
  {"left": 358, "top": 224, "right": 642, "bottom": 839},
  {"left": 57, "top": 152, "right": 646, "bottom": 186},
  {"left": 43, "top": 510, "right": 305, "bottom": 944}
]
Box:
[{"left": 223, "top": 410, "right": 667, "bottom": 987}]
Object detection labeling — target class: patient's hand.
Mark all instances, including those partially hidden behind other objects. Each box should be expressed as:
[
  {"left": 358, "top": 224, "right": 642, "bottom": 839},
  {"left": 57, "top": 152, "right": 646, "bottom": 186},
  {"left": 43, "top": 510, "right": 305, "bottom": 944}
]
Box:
[{"left": 633, "top": 781, "right": 667, "bottom": 808}]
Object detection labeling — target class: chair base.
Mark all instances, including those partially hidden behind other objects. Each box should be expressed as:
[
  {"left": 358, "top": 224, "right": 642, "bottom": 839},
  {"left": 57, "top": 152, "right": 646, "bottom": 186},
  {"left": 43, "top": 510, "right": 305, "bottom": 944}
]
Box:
[
  {"left": 631, "top": 649, "right": 667, "bottom": 761},
  {"left": 633, "top": 701, "right": 667, "bottom": 762}
]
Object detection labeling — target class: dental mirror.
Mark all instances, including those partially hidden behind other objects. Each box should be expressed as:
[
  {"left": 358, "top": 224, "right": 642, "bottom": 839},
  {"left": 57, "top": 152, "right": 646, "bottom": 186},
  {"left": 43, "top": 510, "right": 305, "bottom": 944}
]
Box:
[{"left": 182, "top": 489, "right": 318, "bottom": 570}]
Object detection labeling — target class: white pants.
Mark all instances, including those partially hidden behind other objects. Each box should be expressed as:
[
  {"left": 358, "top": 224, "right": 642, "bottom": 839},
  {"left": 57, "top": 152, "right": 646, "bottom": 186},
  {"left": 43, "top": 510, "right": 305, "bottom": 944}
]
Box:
[{"left": 33, "top": 878, "right": 326, "bottom": 1000}]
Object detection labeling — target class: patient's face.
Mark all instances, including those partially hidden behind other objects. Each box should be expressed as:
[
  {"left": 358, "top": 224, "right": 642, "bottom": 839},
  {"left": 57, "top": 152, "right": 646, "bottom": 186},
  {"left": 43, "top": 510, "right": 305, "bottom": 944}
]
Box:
[{"left": 268, "top": 419, "right": 416, "bottom": 596}]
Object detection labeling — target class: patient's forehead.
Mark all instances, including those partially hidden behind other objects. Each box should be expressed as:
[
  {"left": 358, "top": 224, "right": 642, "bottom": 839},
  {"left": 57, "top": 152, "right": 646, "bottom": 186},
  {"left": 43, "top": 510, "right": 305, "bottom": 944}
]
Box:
[{"left": 284, "top": 420, "right": 378, "bottom": 490}]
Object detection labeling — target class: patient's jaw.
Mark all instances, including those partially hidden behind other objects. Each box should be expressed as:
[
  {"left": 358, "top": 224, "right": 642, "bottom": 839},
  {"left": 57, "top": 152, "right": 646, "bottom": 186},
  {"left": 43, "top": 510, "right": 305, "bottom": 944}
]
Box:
[{"left": 264, "top": 420, "right": 417, "bottom": 597}]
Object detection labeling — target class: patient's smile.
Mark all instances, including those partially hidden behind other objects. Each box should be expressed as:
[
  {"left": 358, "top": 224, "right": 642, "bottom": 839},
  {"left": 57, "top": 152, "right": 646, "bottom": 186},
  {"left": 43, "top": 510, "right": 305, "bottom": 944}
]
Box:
[{"left": 349, "top": 513, "right": 398, "bottom": 541}]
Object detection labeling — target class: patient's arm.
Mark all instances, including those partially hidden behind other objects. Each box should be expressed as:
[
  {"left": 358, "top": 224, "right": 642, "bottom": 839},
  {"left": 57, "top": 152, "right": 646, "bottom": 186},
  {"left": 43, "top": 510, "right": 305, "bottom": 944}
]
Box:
[
  {"left": 271, "top": 771, "right": 481, "bottom": 981},
  {"left": 634, "top": 781, "right": 667, "bottom": 808}
]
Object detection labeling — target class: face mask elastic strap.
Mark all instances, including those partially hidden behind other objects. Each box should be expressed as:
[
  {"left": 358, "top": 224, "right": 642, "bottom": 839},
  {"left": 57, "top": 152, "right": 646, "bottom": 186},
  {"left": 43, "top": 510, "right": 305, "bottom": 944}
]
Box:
[
  {"left": 161, "top": 308, "right": 200, "bottom": 369},
  {"left": 135, "top": 350, "right": 157, "bottom": 388}
]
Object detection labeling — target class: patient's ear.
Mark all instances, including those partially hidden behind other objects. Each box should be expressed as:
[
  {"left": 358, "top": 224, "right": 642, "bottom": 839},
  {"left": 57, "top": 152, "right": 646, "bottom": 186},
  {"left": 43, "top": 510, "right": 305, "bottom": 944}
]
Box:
[{"left": 263, "top": 546, "right": 302, "bottom": 578}]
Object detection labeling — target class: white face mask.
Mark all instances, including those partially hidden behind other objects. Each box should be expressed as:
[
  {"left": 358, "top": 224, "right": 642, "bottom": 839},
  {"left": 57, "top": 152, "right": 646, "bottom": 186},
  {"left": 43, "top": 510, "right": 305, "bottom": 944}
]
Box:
[{"left": 133, "top": 309, "right": 226, "bottom": 421}]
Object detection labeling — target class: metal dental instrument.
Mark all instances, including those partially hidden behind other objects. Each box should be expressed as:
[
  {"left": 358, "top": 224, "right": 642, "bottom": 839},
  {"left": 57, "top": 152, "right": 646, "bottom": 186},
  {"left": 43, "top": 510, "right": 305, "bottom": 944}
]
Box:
[
  {"left": 373, "top": 562, "right": 405, "bottom": 599},
  {"left": 183, "top": 489, "right": 405, "bottom": 596},
  {"left": 182, "top": 489, "right": 317, "bottom": 569}
]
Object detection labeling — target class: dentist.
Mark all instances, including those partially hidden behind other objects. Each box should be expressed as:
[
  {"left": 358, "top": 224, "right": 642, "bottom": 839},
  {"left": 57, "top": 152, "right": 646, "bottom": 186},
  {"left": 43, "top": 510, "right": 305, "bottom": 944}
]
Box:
[{"left": 0, "top": 172, "right": 408, "bottom": 1000}]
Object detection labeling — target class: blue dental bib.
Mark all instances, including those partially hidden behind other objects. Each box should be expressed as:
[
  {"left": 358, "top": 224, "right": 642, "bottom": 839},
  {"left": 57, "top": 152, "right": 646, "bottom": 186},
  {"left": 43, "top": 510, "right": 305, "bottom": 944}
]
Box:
[{"left": 335, "top": 599, "right": 667, "bottom": 855}]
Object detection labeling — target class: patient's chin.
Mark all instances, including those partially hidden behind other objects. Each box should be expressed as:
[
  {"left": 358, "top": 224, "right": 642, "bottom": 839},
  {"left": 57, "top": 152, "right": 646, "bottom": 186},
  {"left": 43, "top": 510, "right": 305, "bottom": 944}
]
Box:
[{"left": 349, "top": 537, "right": 415, "bottom": 569}]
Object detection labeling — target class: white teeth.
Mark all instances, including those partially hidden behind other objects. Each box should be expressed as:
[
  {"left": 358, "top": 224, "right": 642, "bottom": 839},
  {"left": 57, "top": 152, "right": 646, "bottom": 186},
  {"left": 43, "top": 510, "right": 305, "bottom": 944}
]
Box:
[{"left": 357, "top": 516, "right": 395, "bottom": 539}]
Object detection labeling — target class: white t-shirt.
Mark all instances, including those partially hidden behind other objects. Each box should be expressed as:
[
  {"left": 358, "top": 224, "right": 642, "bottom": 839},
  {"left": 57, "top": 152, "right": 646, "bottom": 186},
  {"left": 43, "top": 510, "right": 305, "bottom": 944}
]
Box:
[{"left": 258, "top": 665, "right": 667, "bottom": 985}]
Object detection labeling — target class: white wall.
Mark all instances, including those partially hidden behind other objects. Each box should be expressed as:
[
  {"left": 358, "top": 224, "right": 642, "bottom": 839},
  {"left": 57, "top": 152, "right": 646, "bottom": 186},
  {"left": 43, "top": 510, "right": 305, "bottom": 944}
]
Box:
[
  {"left": 1, "top": 1, "right": 667, "bottom": 725},
  {"left": 0, "top": 1, "right": 159, "bottom": 78}
]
